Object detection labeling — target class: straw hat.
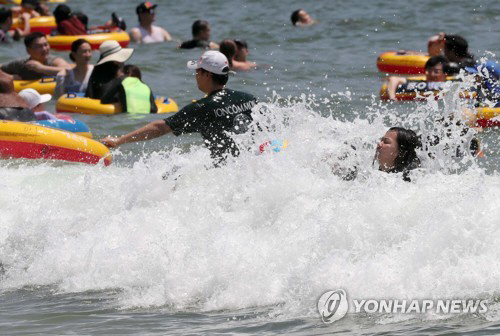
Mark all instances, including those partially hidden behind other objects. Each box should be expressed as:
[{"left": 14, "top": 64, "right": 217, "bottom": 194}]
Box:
[{"left": 96, "top": 40, "right": 133, "bottom": 66}]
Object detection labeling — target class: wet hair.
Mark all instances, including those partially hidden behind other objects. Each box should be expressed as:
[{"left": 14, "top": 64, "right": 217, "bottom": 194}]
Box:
[
  {"left": 69, "top": 38, "right": 90, "bottom": 62},
  {"left": 0, "top": 8, "right": 12, "bottom": 25},
  {"left": 123, "top": 64, "right": 142, "bottom": 80},
  {"left": 424, "top": 55, "right": 449, "bottom": 71},
  {"left": 192, "top": 20, "right": 209, "bottom": 37},
  {"left": 234, "top": 39, "right": 248, "bottom": 50},
  {"left": 21, "top": 0, "right": 39, "bottom": 9},
  {"left": 219, "top": 39, "right": 236, "bottom": 66},
  {"left": 291, "top": 9, "right": 302, "bottom": 25},
  {"left": 444, "top": 34, "right": 473, "bottom": 59},
  {"left": 387, "top": 127, "right": 422, "bottom": 177},
  {"left": 111, "top": 12, "right": 126, "bottom": 31},
  {"left": 199, "top": 68, "right": 228, "bottom": 86},
  {"left": 24, "top": 31, "right": 45, "bottom": 48},
  {"left": 53, "top": 4, "right": 72, "bottom": 25},
  {"left": 74, "top": 12, "right": 88, "bottom": 30},
  {"left": 34, "top": 3, "right": 49, "bottom": 16}
]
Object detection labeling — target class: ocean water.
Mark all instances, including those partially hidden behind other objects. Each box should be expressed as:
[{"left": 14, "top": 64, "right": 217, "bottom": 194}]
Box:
[{"left": 1, "top": 0, "right": 500, "bottom": 334}]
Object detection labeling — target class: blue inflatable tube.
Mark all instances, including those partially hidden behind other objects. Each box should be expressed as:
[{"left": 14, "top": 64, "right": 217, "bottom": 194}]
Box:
[{"left": 35, "top": 115, "right": 92, "bottom": 138}]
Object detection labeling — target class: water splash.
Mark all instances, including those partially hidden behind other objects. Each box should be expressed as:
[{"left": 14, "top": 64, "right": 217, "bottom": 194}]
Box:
[{"left": 0, "top": 92, "right": 499, "bottom": 326}]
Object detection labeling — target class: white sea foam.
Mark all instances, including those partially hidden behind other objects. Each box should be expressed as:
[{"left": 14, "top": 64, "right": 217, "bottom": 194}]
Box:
[{"left": 0, "top": 97, "right": 499, "bottom": 324}]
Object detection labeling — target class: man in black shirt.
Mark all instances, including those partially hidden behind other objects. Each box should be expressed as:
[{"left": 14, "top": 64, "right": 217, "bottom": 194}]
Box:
[{"left": 101, "top": 50, "right": 257, "bottom": 162}]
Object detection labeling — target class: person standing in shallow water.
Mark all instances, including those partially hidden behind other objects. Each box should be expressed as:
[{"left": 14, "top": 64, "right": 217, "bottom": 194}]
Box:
[
  {"left": 178, "top": 20, "right": 218, "bottom": 50},
  {"left": 129, "top": 2, "right": 172, "bottom": 44},
  {"left": 101, "top": 51, "right": 258, "bottom": 165}
]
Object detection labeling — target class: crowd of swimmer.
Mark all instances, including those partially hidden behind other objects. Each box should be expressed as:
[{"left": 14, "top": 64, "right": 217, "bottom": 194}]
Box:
[
  {"left": 0, "top": 2, "right": 498, "bottom": 181},
  {"left": 386, "top": 33, "right": 500, "bottom": 105}
]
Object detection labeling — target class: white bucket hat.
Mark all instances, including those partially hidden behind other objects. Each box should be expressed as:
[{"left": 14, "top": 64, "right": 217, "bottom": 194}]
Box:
[
  {"left": 96, "top": 40, "right": 134, "bottom": 66},
  {"left": 187, "top": 50, "right": 232, "bottom": 75},
  {"left": 19, "top": 88, "right": 51, "bottom": 109}
]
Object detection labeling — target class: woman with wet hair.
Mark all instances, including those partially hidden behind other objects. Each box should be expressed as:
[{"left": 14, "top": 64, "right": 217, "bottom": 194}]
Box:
[
  {"left": 219, "top": 39, "right": 236, "bottom": 67},
  {"left": 375, "top": 127, "right": 422, "bottom": 181}
]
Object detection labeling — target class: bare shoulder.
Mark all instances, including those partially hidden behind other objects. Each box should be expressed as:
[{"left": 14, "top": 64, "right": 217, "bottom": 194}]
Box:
[
  {"left": 53, "top": 57, "right": 70, "bottom": 66},
  {"left": 129, "top": 27, "right": 141, "bottom": 41},
  {"left": 154, "top": 25, "right": 171, "bottom": 40}
]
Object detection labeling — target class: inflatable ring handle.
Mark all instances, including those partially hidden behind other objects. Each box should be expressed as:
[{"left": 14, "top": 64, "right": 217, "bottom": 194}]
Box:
[
  {"left": 396, "top": 50, "right": 408, "bottom": 55},
  {"left": 41, "top": 77, "right": 56, "bottom": 83}
]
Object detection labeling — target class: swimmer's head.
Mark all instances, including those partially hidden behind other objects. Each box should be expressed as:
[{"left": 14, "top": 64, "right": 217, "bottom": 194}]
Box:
[
  {"left": 123, "top": 64, "right": 142, "bottom": 80},
  {"left": 291, "top": 9, "right": 313, "bottom": 26},
  {"left": 21, "top": 0, "right": 38, "bottom": 10},
  {"left": 53, "top": 4, "right": 72, "bottom": 25},
  {"left": 234, "top": 39, "right": 249, "bottom": 62},
  {"left": 376, "top": 127, "right": 421, "bottom": 174},
  {"left": 192, "top": 20, "right": 210, "bottom": 40},
  {"left": 424, "top": 55, "right": 449, "bottom": 82},
  {"left": 219, "top": 39, "right": 237, "bottom": 66},
  {"left": 188, "top": 50, "right": 231, "bottom": 90},
  {"left": 444, "top": 34, "right": 472, "bottom": 62},
  {"left": 136, "top": 2, "right": 157, "bottom": 24}
]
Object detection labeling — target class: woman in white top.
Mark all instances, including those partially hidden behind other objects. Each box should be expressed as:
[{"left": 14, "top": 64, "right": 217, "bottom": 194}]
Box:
[{"left": 54, "top": 39, "right": 94, "bottom": 98}]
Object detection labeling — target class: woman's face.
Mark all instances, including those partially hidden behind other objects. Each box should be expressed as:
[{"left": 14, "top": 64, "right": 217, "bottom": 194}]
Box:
[
  {"left": 72, "top": 42, "right": 92, "bottom": 64},
  {"left": 376, "top": 130, "right": 399, "bottom": 171}
]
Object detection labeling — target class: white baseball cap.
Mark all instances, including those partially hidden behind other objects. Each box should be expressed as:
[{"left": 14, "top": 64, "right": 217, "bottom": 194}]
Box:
[
  {"left": 187, "top": 50, "right": 232, "bottom": 75},
  {"left": 19, "top": 88, "right": 51, "bottom": 109}
]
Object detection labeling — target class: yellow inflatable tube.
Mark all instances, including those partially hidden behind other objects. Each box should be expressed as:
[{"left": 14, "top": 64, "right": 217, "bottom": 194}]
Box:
[
  {"left": 56, "top": 95, "right": 179, "bottom": 115},
  {"left": 380, "top": 76, "right": 475, "bottom": 101},
  {"left": 1, "top": 0, "right": 66, "bottom": 4},
  {"left": 13, "top": 77, "right": 56, "bottom": 95},
  {"left": 0, "top": 120, "right": 111, "bottom": 165},
  {"left": 48, "top": 31, "right": 130, "bottom": 51},
  {"left": 475, "top": 107, "right": 500, "bottom": 120},
  {"left": 11, "top": 16, "right": 56, "bottom": 35},
  {"left": 377, "top": 51, "right": 430, "bottom": 75}
]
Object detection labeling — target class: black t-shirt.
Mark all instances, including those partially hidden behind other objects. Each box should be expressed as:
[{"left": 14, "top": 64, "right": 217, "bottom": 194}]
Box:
[
  {"left": 85, "top": 62, "right": 120, "bottom": 99},
  {"left": 164, "top": 88, "right": 257, "bottom": 159},
  {"left": 179, "top": 39, "right": 209, "bottom": 49}
]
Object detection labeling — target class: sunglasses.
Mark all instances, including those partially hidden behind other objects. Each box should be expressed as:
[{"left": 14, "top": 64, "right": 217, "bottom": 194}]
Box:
[{"left": 140, "top": 8, "right": 155, "bottom": 14}]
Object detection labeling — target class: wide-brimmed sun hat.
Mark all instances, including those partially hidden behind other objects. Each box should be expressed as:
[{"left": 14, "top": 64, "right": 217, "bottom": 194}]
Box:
[{"left": 96, "top": 40, "right": 133, "bottom": 66}]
